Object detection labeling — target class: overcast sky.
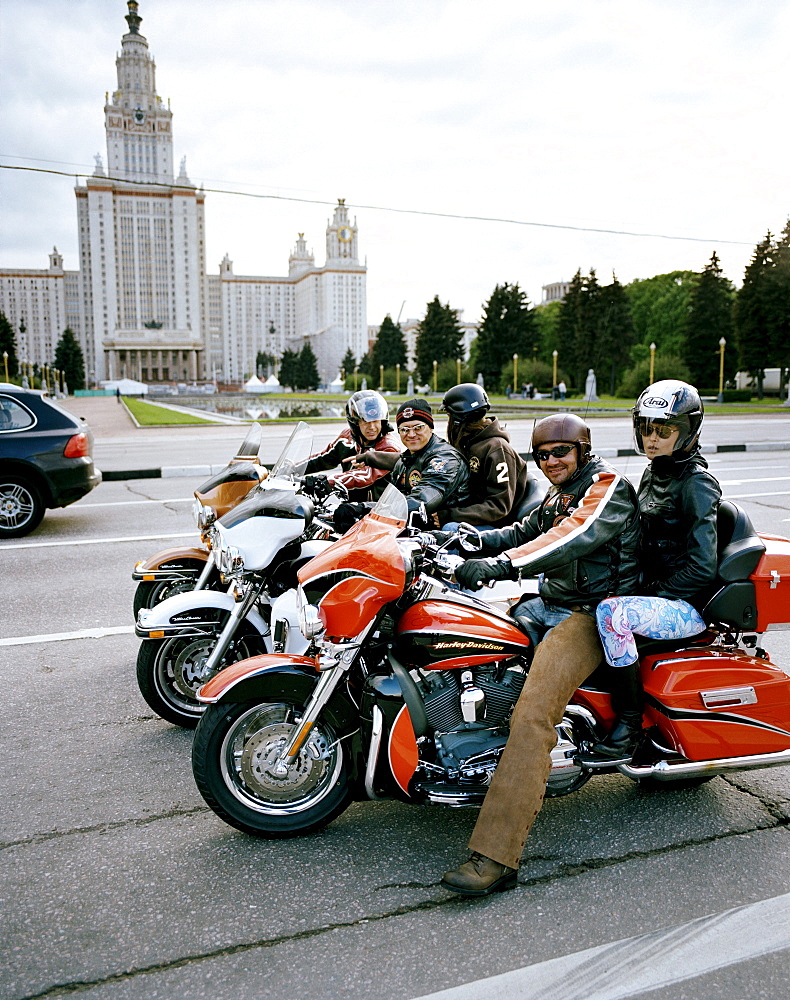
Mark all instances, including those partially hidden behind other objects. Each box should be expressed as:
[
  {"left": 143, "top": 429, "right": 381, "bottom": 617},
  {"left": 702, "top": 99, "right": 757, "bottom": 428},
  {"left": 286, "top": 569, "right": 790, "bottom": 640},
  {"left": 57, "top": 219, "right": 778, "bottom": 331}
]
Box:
[{"left": 1, "top": 0, "right": 788, "bottom": 327}]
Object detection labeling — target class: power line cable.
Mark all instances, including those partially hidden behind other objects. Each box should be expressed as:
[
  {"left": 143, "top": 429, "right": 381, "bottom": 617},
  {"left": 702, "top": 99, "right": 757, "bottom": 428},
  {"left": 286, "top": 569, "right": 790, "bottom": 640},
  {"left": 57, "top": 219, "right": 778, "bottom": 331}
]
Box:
[{"left": 0, "top": 161, "right": 754, "bottom": 246}]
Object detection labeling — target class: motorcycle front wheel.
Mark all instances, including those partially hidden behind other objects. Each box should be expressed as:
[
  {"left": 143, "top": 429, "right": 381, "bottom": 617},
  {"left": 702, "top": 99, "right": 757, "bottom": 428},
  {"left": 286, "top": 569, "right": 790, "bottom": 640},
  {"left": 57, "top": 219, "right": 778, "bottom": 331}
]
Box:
[
  {"left": 192, "top": 699, "right": 353, "bottom": 837},
  {"left": 132, "top": 561, "right": 221, "bottom": 616},
  {"left": 136, "top": 629, "right": 263, "bottom": 728}
]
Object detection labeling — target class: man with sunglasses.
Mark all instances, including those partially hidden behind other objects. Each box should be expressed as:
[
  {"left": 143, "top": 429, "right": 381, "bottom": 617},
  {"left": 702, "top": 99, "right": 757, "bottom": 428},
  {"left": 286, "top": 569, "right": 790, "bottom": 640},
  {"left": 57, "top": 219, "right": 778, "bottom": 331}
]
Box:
[{"left": 442, "top": 412, "right": 640, "bottom": 896}]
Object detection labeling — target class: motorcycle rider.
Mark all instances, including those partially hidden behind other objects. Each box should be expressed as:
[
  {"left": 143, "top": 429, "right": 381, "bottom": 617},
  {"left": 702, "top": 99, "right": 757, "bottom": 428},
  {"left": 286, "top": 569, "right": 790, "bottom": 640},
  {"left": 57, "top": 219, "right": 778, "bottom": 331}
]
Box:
[
  {"left": 442, "top": 412, "right": 640, "bottom": 896},
  {"left": 577, "top": 380, "right": 721, "bottom": 767},
  {"left": 305, "top": 390, "right": 400, "bottom": 500},
  {"left": 334, "top": 398, "right": 470, "bottom": 531},
  {"left": 439, "top": 383, "right": 531, "bottom": 530}
]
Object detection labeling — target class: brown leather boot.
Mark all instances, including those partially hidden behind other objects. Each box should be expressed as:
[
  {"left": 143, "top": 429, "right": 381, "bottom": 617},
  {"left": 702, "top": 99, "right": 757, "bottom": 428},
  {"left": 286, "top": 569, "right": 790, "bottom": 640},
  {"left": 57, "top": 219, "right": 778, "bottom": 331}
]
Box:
[{"left": 441, "top": 853, "right": 517, "bottom": 896}]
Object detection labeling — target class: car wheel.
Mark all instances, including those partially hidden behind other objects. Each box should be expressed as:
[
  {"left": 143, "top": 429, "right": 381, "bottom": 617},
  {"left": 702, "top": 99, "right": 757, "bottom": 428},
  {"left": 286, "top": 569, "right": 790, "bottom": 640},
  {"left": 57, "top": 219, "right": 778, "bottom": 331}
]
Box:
[{"left": 0, "top": 476, "right": 45, "bottom": 538}]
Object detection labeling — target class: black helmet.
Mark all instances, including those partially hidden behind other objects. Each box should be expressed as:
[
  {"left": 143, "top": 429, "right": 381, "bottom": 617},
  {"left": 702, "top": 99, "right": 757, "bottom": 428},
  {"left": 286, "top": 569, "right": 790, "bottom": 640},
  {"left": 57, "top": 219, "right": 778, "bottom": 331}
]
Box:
[
  {"left": 531, "top": 413, "right": 592, "bottom": 465},
  {"left": 632, "top": 379, "right": 703, "bottom": 456},
  {"left": 442, "top": 383, "right": 490, "bottom": 422}
]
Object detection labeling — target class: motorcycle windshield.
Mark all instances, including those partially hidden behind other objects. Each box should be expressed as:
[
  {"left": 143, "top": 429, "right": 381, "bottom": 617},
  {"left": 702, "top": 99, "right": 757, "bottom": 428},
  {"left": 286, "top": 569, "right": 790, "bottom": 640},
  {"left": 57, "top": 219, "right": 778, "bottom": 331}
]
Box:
[
  {"left": 232, "top": 422, "right": 263, "bottom": 461},
  {"left": 298, "top": 484, "right": 407, "bottom": 638},
  {"left": 269, "top": 422, "right": 313, "bottom": 481}
]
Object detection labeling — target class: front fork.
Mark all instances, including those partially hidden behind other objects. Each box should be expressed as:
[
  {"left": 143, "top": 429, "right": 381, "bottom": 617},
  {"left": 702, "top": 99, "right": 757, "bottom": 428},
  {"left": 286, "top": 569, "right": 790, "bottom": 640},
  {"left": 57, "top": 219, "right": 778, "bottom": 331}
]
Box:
[
  {"left": 193, "top": 558, "right": 215, "bottom": 591},
  {"left": 201, "top": 580, "right": 269, "bottom": 676}
]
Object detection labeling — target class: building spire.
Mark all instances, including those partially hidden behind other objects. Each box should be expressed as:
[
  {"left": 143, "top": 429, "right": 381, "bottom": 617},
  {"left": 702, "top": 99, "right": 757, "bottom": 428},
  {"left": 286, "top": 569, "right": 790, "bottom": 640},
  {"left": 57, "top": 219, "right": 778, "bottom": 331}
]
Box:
[{"left": 125, "top": 1, "right": 142, "bottom": 35}]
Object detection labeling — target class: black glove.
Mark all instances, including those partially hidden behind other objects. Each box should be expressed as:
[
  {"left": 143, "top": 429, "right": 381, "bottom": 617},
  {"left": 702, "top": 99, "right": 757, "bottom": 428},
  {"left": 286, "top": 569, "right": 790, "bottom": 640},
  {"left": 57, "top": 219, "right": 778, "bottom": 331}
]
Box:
[
  {"left": 333, "top": 501, "right": 371, "bottom": 533},
  {"left": 302, "top": 474, "right": 331, "bottom": 500},
  {"left": 454, "top": 555, "right": 516, "bottom": 590}
]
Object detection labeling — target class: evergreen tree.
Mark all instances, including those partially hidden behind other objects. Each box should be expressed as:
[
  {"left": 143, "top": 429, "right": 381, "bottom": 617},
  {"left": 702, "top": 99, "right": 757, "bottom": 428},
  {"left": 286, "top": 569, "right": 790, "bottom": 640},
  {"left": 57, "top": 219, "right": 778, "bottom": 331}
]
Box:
[
  {"left": 414, "top": 296, "right": 463, "bottom": 384},
  {"left": 595, "top": 274, "right": 635, "bottom": 395},
  {"left": 340, "top": 348, "right": 356, "bottom": 378},
  {"left": 556, "top": 270, "right": 585, "bottom": 389},
  {"left": 683, "top": 253, "right": 735, "bottom": 388},
  {"left": 278, "top": 348, "right": 300, "bottom": 390},
  {"left": 735, "top": 234, "right": 774, "bottom": 398},
  {"left": 256, "top": 351, "right": 277, "bottom": 377},
  {"left": 475, "top": 283, "right": 538, "bottom": 389},
  {"left": 54, "top": 327, "right": 85, "bottom": 392},
  {"left": 769, "top": 220, "right": 790, "bottom": 384},
  {"left": 0, "top": 312, "right": 19, "bottom": 380},
  {"left": 297, "top": 343, "right": 320, "bottom": 391},
  {"left": 371, "top": 315, "right": 407, "bottom": 371}
]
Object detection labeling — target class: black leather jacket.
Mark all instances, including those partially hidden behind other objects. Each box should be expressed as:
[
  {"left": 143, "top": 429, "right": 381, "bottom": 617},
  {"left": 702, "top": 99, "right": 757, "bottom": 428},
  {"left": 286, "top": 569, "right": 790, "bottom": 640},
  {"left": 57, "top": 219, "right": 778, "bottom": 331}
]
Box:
[
  {"left": 391, "top": 433, "right": 470, "bottom": 514},
  {"left": 638, "top": 451, "right": 721, "bottom": 605},
  {"left": 478, "top": 454, "right": 640, "bottom": 606}
]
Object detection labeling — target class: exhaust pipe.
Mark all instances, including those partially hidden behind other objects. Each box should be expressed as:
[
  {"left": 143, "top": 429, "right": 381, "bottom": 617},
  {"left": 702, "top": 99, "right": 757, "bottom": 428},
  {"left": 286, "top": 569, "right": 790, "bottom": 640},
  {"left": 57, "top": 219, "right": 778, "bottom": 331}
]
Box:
[{"left": 618, "top": 746, "right": 790, "bottom": 782}]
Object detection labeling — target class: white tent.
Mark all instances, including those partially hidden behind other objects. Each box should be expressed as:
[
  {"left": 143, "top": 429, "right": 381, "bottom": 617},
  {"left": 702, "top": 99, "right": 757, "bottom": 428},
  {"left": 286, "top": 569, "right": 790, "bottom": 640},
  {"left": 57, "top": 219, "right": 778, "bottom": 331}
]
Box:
[
  {"left": 259, "top": 374, "right": 282, "bottom": 394},
  {"left": 101, "top": 378, "right": 148, "bottom": 395},
  {"left": 243, "top": 375, "right": 265, "bottom": 393}
]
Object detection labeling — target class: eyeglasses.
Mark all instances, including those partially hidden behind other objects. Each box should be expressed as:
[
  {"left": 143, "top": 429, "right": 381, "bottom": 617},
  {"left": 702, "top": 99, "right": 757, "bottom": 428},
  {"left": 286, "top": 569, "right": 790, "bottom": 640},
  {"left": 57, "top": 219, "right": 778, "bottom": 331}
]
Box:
[
  {"left": 535, "top": 444, "right": 575, "bottom": 462},
  {"left": 637, "top": 419, "right": 678, "bottom": 439},
  {"left": 399, "top": 423, "right": 428, "bottom": 436}
]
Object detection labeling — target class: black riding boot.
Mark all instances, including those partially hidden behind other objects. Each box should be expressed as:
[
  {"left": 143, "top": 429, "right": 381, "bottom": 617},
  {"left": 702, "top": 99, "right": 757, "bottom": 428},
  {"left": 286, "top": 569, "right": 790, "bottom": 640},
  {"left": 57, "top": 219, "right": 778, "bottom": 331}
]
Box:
[{"left": 577, "top": 662, "right": 644, "bottom": 767}]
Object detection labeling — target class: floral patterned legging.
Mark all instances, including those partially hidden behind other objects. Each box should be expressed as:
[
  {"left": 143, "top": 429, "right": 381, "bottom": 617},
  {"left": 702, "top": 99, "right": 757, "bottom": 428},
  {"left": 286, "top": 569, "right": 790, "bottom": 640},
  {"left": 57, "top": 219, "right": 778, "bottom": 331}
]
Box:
[{"left": 596, "top": 596, "right": 706, "bottom": 667}]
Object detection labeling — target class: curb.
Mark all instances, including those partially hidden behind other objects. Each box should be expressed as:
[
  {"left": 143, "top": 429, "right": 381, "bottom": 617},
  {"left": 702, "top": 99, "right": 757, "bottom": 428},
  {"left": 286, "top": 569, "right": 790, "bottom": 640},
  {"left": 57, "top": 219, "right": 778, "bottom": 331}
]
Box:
[{"left": 100, "top": 440, "right": 790, "bottom": 481}]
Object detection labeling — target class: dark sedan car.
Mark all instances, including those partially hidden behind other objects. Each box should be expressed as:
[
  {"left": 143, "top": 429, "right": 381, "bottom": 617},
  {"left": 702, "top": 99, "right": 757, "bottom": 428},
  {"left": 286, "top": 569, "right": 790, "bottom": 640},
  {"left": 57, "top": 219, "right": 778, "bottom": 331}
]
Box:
[{"left": 0, "top": 384, "right": 102, "bottom": 538}]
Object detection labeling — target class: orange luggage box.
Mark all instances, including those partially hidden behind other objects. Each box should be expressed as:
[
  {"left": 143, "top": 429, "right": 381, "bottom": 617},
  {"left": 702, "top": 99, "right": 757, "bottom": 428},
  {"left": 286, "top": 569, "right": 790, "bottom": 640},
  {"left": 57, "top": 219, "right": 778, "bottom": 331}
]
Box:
[{"left": 751, "top": 534, "right": 790, "bottom": 632}]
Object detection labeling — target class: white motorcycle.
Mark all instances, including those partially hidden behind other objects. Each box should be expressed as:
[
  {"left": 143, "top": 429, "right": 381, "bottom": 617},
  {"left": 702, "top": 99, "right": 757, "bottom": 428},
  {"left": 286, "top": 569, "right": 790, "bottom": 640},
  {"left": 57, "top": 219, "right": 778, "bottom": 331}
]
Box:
[{"left": 134, "top": 423, "right": 340, "bottom": 727}]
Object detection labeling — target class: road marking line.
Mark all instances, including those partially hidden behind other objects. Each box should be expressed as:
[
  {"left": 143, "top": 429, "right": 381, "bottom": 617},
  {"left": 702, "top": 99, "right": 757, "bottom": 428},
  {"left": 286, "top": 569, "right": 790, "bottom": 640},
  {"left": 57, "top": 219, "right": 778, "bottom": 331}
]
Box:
[
  {"left": 0, "top": 532, "right": 195, "bottom": 550},
  {"left": 0, "top": 625, "right": 135, "bottom": 647},
  {"left": 412, "top": 891, "right": 790, "bottom": 1000},
  {"left": 725, "top": 490, "right": 790, "bottom": 498},
  {"left": 415, "top": 893, "right": 790, "bottom": 1000},
  {"left": 80, "top": 498, "right": 193, "bottom": 507}
]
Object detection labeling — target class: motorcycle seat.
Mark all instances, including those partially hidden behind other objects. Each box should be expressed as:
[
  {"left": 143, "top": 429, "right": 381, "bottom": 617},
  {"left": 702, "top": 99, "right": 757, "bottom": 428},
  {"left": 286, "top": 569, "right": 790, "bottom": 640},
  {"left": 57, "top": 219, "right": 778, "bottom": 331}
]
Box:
[{"left": 700, "top": 501, "right": 765, "bottom": 632}]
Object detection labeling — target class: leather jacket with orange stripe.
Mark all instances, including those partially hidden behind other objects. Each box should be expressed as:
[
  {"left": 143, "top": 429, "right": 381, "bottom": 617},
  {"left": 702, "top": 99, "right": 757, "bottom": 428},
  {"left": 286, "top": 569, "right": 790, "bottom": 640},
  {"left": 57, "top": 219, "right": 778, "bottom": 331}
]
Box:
[
  {"left": 305, "top": 428, "right": 400, "bottom": 499},
  {"left": 477, "top": 454, "right": 640, "bottom": 607}
]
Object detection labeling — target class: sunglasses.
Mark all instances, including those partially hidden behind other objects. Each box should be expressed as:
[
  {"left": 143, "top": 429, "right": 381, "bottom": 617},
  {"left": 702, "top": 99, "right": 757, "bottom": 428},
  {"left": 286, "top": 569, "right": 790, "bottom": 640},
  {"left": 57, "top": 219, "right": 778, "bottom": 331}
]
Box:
[
  {"left": 535, "top": 444, "right": 575, "bottom": 462},
  {"left": 637, "top": 419, "right": 678, "bottom": 439}
]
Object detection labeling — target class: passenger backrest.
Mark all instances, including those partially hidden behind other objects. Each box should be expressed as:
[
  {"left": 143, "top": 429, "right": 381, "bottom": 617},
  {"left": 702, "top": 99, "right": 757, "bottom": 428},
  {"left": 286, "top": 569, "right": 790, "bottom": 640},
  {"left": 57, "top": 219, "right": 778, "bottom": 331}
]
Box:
[
  {"left": 701, "top": 500, "right": 765, "bottom": 630},
  {"left": 512, "top": 475, "right": 544, "bottom": 523}
]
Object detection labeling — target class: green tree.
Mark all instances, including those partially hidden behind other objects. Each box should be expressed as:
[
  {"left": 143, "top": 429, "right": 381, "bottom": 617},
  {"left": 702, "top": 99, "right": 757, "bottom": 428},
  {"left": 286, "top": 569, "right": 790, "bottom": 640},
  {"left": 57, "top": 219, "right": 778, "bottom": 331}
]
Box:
[
  {"left": 735, "top": 233, "right": 774, "bottom": 398},
  {"left": 616, "top": 355, "right": 692, "bottom": 398},
  {"left": 0, "top": 312, "right": 19, "bottom": 380},
  {"left": 54, "top": 328, "right": 85, "bottom": 391},
  {"left": 595, "top": 274, "right": 635, "bottom": 395},
  {"left": 414, "top": 296, "right": 463, "bottom": 384},
  {"left": 297, "top": 343, "right": 320, "bottom": 391},
  {"left": 256, "top": 350, "right": 277, "bottom": 377},
  {"left": 371, "top": 315, "right": 407, "bottom": 372},
  {"left": 474, "top": 283, "right": 538, "bottom": 389},
  {"left": 682, "top": 253, "right": 735, "bottom": 388},
  {"left": 770, "top": 220, "right": 790, "bottom": 386},
  {"left": 278, "top": 348, "right": 300, "bottom": 390},
  {"left": 533, "top": 300, "right": 562, "bottom": 362},
  {"left": 556, "top": 270, "right": 585, "bottom": 389},
  {"left": 624, "top": 271, "right": 698, "bottom": 357}
]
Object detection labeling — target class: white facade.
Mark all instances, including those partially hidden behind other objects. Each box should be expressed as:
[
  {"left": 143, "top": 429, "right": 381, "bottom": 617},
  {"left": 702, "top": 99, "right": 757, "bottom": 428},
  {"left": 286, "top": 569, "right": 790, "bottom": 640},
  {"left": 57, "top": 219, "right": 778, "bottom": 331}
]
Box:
[{"left": 0, "top": 1, "right": 366, "bottom": 387}]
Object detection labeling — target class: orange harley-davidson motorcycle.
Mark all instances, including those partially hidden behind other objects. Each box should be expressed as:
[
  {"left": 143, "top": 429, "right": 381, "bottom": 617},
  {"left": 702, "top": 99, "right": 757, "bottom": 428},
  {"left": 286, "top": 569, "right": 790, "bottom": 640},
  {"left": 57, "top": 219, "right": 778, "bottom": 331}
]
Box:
[{"left": 191, "top": 484, "right": 790, "bottom": 838}]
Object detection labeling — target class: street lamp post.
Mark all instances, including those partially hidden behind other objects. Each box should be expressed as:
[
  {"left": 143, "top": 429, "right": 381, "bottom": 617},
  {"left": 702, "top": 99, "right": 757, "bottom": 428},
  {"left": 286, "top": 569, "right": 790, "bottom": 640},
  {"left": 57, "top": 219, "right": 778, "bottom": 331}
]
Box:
[
  {"left": 456, "top": 357, "right": 461, "bottom": 385},
  {"left": 649, "top": 342, "right": 656, "bottom": 384},
  {"left": 396, "top": 363, "right": 401, "bottom": 394},
  {"left": 2, "top": 351, "right": 7, "bottom": 382},
  {"left": 552, "top": 350, "right": 558, "bottom": 389},
  {"left": 379, "top": 364, "right": 384, "bottom": 391},
  {"left": 513, "top": 354, "right": 518, "bottom": 396},
  {"left": 718, "top": 337, "right": 726, "bottom": 404},
  {"left": 433, "top": 359, "right": 438, "bottom": 394},
  {"left": 354, "top": 366, "right": 359, "bottom": 391}
]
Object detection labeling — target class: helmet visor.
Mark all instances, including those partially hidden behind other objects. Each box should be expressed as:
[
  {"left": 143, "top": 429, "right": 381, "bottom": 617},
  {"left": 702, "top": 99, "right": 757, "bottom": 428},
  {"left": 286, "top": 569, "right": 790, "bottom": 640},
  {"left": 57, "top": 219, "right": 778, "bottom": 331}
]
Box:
[
  {"left": 635, "top": 417, "right": 680, "bottom": 440},
  {"left": 350, "top": 395, "right": 388, "bottom": 422}
]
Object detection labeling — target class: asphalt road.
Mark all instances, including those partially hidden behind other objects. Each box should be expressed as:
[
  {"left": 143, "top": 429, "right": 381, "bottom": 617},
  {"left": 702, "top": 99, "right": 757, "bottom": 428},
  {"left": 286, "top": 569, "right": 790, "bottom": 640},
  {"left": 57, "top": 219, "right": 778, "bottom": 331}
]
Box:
[{"left": 1, "top": 423, "right": 790, "bottom": 999}]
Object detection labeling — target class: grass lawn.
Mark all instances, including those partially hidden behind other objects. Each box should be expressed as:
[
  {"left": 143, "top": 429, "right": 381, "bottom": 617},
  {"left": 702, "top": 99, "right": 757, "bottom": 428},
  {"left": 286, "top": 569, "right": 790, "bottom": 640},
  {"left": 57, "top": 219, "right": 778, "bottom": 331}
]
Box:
[{"left": 123, "top": 396, "right": 226, "bottom": 425}]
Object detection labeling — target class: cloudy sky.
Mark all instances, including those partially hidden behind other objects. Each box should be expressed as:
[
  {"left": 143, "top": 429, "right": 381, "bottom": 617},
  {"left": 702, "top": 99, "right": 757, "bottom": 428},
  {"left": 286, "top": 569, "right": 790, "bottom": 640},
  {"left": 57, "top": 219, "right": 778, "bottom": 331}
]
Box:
[{"left": 1, "top": 0, "right": 788, "bottom": 327}]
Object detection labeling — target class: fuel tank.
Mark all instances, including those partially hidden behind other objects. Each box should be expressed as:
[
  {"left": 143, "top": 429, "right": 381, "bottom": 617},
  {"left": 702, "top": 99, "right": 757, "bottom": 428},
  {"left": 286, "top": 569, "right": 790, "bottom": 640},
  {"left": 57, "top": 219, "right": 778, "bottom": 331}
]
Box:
[{"left": 395, "top": 599, "right": 531, "bottom": 670}]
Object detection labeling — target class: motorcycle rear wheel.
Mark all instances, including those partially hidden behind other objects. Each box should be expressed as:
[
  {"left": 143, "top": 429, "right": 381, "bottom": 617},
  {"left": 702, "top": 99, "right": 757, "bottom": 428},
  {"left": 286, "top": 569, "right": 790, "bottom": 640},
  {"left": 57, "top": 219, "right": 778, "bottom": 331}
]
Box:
[
  {"left": 192, "top": 699, "right": 353, "bottom": 837},
  {"left": 132, "top": 561, "right": 221, "bottom": 616},
  {"left": 136, "top": 629, "right": 262, "bottom": 728}
]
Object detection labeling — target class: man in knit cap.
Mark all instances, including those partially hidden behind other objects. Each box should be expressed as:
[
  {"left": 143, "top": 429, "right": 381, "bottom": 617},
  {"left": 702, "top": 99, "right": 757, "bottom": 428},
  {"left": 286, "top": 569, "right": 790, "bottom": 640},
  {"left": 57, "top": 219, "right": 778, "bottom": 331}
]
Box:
[{"left": 334, "top": 398, "right": 470, "bottom": 531}]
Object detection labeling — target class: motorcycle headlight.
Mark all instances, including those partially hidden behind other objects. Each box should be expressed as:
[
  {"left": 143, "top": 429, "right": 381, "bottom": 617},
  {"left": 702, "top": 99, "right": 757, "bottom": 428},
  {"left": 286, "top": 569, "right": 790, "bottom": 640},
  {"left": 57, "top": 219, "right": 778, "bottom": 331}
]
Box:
[
  {"left": 193, "top": 498, "right": 216, "bottom": 531},
  {"left": 296, "top": 585, "right": 324, "bottom": 639},
  {"left": 212, "top": 531, "right": 243, "bottom": 578}
]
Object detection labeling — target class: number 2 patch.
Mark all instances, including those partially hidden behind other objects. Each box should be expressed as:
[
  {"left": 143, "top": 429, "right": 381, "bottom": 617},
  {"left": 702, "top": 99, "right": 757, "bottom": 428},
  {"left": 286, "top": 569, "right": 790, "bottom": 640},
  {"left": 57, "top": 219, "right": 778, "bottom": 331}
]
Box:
[{"left": 495, "top": 461, "right": 510, "bottom": 483}]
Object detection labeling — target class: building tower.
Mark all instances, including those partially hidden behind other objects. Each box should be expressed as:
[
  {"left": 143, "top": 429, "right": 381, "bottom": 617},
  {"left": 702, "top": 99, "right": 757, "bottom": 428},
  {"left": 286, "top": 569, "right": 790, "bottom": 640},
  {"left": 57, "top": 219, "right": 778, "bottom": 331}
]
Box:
[{"left": 74, "top": 1, "right": 206, "bottom": 382}]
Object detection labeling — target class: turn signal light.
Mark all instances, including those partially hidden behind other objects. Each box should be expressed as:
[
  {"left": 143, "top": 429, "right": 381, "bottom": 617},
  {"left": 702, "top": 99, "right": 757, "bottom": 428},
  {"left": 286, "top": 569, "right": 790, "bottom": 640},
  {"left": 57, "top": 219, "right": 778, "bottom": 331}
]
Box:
[{"left": 63, "top": 433, "right": 90, "bottom": 458}]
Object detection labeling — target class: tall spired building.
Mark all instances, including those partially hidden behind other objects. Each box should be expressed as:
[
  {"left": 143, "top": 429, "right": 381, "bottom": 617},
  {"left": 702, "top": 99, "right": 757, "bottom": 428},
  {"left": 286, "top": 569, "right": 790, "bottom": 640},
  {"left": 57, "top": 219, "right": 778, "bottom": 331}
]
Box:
[
  {"left": 0, "top": 1, "right": 368, "bottom": 385},
  {"left": 74, "top": 1, "right": 207, "bottom": 382}
]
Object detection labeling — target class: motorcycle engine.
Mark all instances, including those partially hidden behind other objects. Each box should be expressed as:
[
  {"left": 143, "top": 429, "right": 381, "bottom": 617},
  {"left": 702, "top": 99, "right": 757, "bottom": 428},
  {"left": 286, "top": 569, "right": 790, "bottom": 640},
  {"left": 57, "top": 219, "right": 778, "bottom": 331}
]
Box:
[{"left": 413, "top": 661, "right": 589, "bottom": 802}]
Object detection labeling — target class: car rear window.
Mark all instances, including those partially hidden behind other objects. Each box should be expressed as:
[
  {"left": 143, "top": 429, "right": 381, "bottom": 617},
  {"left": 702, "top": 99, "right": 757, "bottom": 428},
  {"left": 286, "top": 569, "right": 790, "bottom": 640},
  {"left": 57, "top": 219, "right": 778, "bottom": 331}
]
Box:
[{"left": 0, "top": 395, "right": 37, "bottom": 432}]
